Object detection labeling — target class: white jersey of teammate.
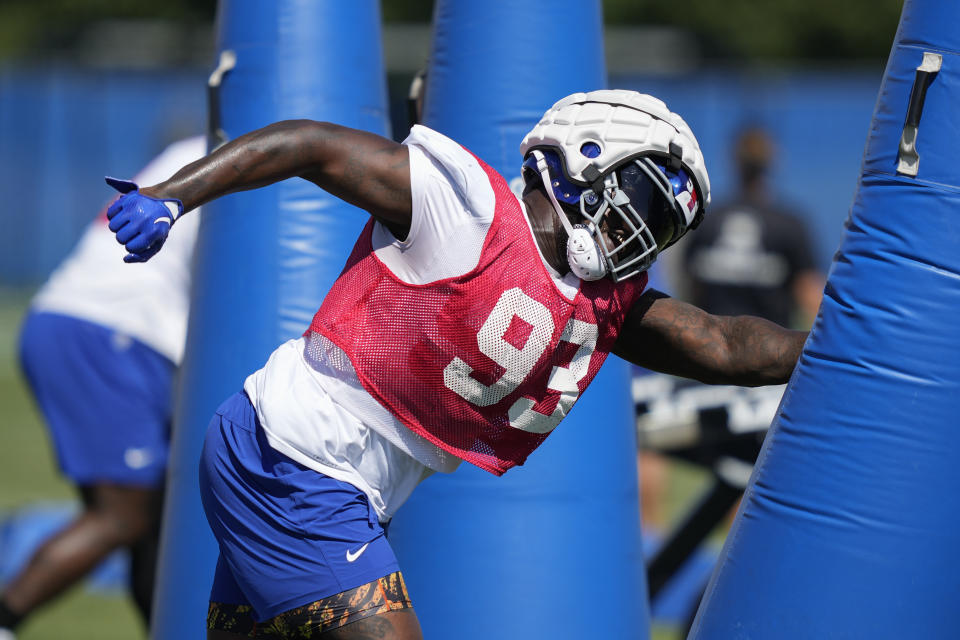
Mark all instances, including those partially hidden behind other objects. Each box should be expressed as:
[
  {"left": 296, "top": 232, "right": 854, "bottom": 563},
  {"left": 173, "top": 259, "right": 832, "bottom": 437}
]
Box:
[
  {"left": 244, "top": 126, "right": 581, "bottom": 523},
  {"left": 32, "top": 137, "right": 207, "bottom": 365}
]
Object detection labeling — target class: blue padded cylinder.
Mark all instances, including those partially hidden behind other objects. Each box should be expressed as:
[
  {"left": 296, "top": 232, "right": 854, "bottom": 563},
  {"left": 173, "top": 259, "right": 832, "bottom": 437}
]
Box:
[
  {"left": 151, "top": 2, "right": 388, "bottom": 638},
  {"left": 690, "top": 0, "right": 960, "bottom": 637},
  {"left": 386, "top": 1, "right": 650, "bottom": 638}
]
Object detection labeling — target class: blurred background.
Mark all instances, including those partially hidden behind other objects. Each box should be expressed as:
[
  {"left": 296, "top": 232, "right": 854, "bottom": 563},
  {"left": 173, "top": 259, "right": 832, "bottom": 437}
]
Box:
[{"left": 0, "top": 1, "right": 901, "bottom": 638}]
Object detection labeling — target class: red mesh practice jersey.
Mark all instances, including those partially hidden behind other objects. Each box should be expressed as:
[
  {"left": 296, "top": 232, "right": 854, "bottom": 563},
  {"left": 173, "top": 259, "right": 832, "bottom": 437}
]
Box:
[{"left": 308, "top": 155, "right": 647, "bottom": 475}]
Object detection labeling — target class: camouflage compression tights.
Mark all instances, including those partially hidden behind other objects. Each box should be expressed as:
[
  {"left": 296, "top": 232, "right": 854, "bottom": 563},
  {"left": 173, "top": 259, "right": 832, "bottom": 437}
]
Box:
[{"left": 207, "top": 571, "right": 413, "bottom": 638}]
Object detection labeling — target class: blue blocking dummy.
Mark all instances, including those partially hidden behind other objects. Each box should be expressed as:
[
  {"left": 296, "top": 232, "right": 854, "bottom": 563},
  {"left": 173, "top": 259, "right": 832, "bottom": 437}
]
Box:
[
  {"left": 386, "top": 1, "right": 649, "bottom": 638},
  {"left": 151, "top": 2, "right": 388, "bottom": 638},
  {"left": 691, "top": 0, "right": 960, "bottom": 637}
]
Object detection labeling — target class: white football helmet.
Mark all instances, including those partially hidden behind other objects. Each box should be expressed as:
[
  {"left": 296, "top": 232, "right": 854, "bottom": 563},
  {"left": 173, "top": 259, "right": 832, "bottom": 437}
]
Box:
[{"left": 520, "top": 89, "right": 711, "bottom": 282}]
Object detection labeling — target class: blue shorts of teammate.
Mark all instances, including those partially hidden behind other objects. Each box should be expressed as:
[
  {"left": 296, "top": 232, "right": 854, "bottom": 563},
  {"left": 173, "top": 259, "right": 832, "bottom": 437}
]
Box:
[
  {"left": 18, "top": 311, "right": 174, "bottom": 487},
  {"left": 199, "top": 391, "right": 400, "bottom": 622}
]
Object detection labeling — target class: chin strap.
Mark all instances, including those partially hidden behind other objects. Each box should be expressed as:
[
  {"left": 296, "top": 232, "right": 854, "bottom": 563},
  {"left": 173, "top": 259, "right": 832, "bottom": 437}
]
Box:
[{"left": 531, "top": 150, "right": 608, "bottom": 281}]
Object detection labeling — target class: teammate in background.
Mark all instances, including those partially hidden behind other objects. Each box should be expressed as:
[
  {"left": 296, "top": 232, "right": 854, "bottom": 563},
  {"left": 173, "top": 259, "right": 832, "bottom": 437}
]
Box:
[
  {"left": 104, "top": 91, "right": 807, "bottom": 640},
  {"left": 681, "top": 125, "right": 824, "bottom": 329},
  {"left": 0, "top": 137, "right": 206, "bottom": 638}
]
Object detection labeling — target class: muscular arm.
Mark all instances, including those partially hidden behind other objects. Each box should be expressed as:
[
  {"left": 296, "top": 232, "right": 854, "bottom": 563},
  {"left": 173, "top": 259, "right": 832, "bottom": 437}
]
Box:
[
  {"left": 613, "top": 289, "right": 807, "bottom": 386},
  {"left": 139, "top": 120, "right": 412, "bottom": 235}
]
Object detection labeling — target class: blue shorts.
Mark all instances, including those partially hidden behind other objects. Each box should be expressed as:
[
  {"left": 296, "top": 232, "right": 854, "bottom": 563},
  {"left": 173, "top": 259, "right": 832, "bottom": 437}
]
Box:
[
  {"left": 199, "top": 391, "right": 400, "bottom": 621},
  {"left": 18, "top": 311, "right": 174, "bottom": 487}
]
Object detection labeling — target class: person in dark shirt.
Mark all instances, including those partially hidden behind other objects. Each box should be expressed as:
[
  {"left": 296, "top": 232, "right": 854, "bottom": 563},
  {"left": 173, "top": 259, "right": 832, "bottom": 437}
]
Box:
[{"left": 681, "top": 125, "right": 823, "bottom": 329}]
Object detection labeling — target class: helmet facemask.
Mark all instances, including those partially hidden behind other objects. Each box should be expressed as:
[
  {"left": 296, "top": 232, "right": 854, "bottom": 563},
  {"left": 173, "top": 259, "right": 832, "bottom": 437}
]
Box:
[{"left": 523, "top": 149, "right": 698, "bottom": 282}]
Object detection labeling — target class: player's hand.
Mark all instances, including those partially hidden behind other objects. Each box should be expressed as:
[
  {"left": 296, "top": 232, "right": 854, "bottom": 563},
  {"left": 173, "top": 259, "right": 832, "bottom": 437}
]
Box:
[{"left": 105, "top": 177, "right": 184, "bottom": 263}]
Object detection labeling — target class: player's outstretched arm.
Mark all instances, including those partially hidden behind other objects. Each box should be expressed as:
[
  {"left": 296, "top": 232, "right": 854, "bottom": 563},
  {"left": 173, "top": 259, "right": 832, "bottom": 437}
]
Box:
[
  {"left": 614, "top": 289, "right": 807, "bottom": 387},
  {"left": 106, "top": 121, "right": 412, "bottom": 262},
  {"left": 145, "top": 120, "right": 411, "bottom": 230}
]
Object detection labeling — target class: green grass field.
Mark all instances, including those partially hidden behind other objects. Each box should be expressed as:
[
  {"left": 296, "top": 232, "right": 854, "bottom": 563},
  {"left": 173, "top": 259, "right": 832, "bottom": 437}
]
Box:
[{"left": 0, "top": 287, "right": 713, "bottom": 640}]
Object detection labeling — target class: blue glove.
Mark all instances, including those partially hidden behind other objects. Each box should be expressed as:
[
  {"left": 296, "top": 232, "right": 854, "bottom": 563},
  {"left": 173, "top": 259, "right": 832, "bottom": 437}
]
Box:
[{"left": 105, "top": 177, "right": 184, "bottom": 263}]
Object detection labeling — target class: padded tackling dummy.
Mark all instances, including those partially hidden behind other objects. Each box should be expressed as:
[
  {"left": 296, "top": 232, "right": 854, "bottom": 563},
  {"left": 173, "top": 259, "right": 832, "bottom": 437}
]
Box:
[
  {"left": 690, "top": 0, "right": 960, "bottom": 637},
  {"left": 151, "top": 2, "right": 389, "bottom": 638},
  {"left": 386, "top": 1, "right": 649, "bottom": 638}
]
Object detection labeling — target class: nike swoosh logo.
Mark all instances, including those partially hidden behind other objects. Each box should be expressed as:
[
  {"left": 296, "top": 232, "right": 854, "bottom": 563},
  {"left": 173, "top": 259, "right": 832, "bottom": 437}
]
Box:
[{"left": 346, "top": 543, "right": 370, "bottom": 563}]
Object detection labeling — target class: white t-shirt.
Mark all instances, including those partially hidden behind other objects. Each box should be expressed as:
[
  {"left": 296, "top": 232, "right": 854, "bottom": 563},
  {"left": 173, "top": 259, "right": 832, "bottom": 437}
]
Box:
[{"left": 31, "top": 136, "right": 207, "bottom": 365}]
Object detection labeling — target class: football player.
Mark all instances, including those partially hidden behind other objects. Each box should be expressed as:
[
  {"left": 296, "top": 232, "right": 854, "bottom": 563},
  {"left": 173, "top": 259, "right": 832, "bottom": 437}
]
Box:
[{"left": 105, "top": 91, "right": 806, "bottom": 640}]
